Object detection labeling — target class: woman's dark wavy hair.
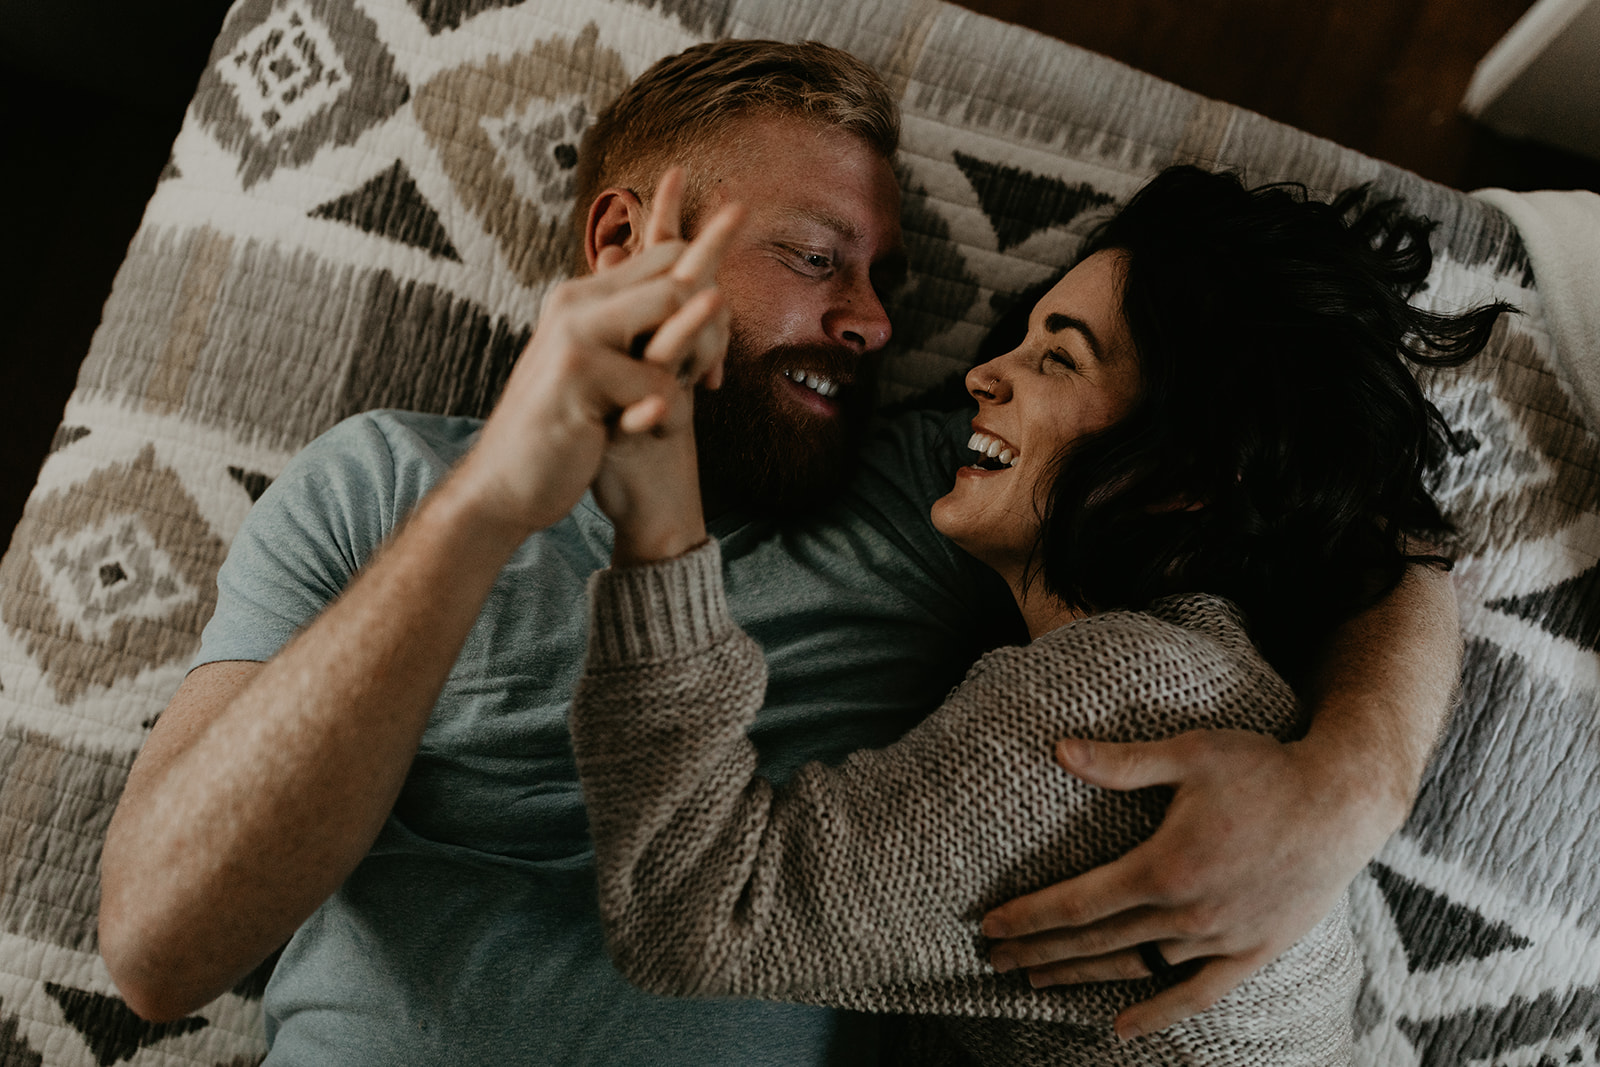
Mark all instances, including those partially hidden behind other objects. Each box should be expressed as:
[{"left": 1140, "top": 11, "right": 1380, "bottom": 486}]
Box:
[{"left": 1016, "top": 165, "right": 1513, "bottom": 683}]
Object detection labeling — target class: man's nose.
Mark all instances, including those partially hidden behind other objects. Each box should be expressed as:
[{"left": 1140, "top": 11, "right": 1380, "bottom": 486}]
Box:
[{"left": 825, "top": 277, "right": 893, "bottom": 354}]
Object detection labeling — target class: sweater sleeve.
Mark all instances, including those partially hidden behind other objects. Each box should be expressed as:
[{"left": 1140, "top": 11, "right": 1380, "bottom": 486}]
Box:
[{"left": 571, "top": 542, "right": 1348, "bottom": 1037}]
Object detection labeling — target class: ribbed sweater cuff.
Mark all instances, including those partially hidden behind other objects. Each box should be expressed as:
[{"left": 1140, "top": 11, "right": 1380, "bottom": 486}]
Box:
[{"left": 585, "top": 540, "right": 733, "bottom": 666}]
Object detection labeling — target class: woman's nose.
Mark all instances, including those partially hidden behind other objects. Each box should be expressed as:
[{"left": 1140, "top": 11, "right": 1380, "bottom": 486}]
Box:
[{"left": 965, "top": 360, "right": 1011, "bottom": 401}]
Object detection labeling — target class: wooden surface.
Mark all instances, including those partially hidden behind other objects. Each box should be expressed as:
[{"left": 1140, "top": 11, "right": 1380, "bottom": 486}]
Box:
[
  {"left": 3, "top": 0, "right": 1598, "bottom": 553},
  {"left": 954, "top": 0, "right": 1600, "bottom": 191}
]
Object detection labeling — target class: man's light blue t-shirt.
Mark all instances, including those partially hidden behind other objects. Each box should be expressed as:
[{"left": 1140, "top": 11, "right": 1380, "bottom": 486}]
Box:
[{"left": 195, "top": 407, "right": 1013, "bottom": 1065}]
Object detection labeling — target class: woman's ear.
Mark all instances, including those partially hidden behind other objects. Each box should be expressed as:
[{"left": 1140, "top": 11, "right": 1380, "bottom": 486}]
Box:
[{"left": 585, "top": 188, "right": 647, "bottom": 273}]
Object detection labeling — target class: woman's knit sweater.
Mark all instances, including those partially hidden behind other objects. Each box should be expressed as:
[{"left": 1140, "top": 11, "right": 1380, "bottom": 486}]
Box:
[{"left": 571, "top": 541, "right": 1359, "bottom": 1065}]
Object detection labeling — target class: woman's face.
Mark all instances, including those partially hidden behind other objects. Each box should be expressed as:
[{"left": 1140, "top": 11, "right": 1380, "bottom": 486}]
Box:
[{"left": 931, "top": 250, "right": 1143, "bottom": 587}]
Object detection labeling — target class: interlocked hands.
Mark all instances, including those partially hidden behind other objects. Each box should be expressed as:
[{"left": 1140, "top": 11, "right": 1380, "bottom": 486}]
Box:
[{"left": 454, "top": 168, "right": 740, "bottom": 544}]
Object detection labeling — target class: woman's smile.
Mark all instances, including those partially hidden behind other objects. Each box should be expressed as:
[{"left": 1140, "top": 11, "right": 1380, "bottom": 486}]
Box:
[{"left": 932, "top": 250, "right": 1142, "bottom": 599}]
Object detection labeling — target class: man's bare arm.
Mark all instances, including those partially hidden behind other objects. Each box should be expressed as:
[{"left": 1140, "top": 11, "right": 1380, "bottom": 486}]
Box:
[
  {"left": 99, "top": 205, "right": 739, "bottom": 1021},
  {"left": 99, "top": 479, "right": 534, "bottom": 1021},
  {"left": 980, "top": 564, "right": 1460, "bottom": 1039}
]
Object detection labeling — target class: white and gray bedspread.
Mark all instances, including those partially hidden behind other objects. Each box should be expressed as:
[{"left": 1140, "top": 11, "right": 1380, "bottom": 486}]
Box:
[{"left": 0, "top": 1, "right": 1594, "bottom": 1064}]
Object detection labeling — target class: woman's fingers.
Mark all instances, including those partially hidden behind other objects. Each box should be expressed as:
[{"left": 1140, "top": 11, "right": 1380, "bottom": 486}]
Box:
[
  {"left": 586, "top": 202, "right": 742, "bottom": 353},
  {"left": 565, "top": 168, "right": 741, "bottom": 422}
]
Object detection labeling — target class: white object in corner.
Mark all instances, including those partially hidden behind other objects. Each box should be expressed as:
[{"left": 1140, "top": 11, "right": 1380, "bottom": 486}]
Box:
[{"left": 1462, "top": 0, "right": 1600, "bottom": 161}]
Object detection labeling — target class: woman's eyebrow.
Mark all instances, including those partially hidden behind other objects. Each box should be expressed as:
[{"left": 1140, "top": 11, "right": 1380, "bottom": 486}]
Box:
[{"left": 1044, "top": 312, "right": 1103, "bottom": 362}]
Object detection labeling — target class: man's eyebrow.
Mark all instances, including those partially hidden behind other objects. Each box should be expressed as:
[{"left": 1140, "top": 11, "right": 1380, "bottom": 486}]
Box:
[
  {"left": 781, "top": 206, "right": 862, "bottom": 243},
  {"left": 1044, "top": 312, "right": 1103, "bottom": 362}
]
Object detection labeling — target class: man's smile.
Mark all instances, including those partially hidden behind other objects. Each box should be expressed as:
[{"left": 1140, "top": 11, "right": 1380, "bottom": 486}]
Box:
[{"left": 778, "top": 367, "right": 845, "bottom": 416}]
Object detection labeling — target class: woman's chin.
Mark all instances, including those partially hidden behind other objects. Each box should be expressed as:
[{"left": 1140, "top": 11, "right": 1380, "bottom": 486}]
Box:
[{"left": 930, "top": 491, "right": 989, "bottom": 566}]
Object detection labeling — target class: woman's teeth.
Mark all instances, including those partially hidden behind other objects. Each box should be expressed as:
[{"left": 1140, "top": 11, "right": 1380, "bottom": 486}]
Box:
[
  {"left": 781, "top": 368, "right": 840, "bottom": 398},
  {"left": 967, "top": 431, "right": 1018, "bottom": 467}
]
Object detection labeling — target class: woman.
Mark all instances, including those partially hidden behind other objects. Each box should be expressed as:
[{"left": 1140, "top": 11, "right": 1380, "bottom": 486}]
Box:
[{"left": 568, "top": 166, "right": 1510, "bottom": 1064}]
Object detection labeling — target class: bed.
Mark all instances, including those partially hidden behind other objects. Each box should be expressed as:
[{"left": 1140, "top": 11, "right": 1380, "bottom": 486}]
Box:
[{"left": 0, "top": 0, "right": 1596, "bottom": 1063}]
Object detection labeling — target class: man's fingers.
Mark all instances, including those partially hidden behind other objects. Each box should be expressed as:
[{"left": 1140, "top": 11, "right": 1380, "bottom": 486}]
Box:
[
  {"left": 1054, "top": 734, "right": 1203, "bottom": 791},
  {"left": 694, "top": 302, "right": 730, "bottom": 388},
  {"left": 987, "top": 903, "right": 1210, "bottom": 973},
  {"left": 1112, "top": 956, "right": 1259, "bottom": 1040},
  {"left": 641, "top": 288, "right": 725, "bottom": 381},
  {"left": 982, "top": 856, "right": 1160, "bottom": 940},
  {"left": 1007, "top": 949, "right": 1151, "bottom": 987},
  {"left": 644, "top": 167, "right": 686, "bottom": 247},
  {"left": 582, "top": 240, "right": 686, "bottom": 296},
  {"left": 672, "top": 203, "right": 745, "bottom": 287},
  {"left": 588, "top": 273, "right": 700, "bottom": 353}
]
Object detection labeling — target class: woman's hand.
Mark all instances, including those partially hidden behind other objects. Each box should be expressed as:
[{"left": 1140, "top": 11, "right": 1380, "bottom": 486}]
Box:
[{"left": 591, "top": 169, "right": 745, "bottom": 566}]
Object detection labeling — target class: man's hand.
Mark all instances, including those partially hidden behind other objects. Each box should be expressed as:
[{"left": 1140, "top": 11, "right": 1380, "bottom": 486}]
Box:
[
  {"left": 981, "top": 565, "right": 1458, "bottom": 1040},
  {"left": 99, "top": 169, "right": 745, "bottom": 1022},
  {"left": 980, "top": 729, "right": 1405, "bottom": 1040},
  {"left": 455, "top": 169, "right": 741, "bottom": 542},
  {"left": 591, "top": 169, "right": 742, "bottom": 566}
]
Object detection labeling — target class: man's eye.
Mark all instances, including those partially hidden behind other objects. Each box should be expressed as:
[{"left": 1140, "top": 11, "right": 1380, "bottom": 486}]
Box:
[{"left": 783, "top": 247, "right": 833, "bottom": 275}]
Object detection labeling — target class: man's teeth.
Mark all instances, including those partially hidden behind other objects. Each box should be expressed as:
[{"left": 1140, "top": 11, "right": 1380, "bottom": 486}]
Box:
[
  {"left": 781, "top": 368, "right": 839, "bottom": 398},
  {"left": 966, "top": 431, "right": 1018, "bottom": 467}
]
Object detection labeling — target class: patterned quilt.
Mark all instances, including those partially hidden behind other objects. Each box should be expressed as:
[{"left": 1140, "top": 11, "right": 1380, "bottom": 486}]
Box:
[{"left": 0, "top": 0, "right": 1595, "bottom": 1064}]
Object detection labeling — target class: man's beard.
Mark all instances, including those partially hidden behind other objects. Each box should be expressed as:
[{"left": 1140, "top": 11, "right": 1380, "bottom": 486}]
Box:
[{"left": 693, "top": 329, "right": 874, "bottom": 517}]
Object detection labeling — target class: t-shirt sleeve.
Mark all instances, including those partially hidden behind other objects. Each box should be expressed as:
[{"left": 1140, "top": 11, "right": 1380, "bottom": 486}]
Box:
[
  {"left": 572, "top": 544, "right": 1305, "bottom": 1025},
  {"left": 191, "top": 413, "right": 409, "bottom": 667}
]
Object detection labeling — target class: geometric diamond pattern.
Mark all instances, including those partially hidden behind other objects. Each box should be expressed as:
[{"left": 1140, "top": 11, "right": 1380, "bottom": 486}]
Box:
[
  {"left": 43, "top": 983, "right": 208, "bottom": 1067},
  {"left": 1394, "top": 985, "right": 1600, "bottom": 1067},
  {"left": 0, "top": 1000, "right": 44, "bottom": 1067},
  {"left": 1370, "top": 863, "right": 1534, "bottom": 974},
  {"left": 953, "top": 150, "right": 1117, "bottom": 252},
  {"left": 194, "top": 0, "right": 409, "bottom": 188},
  {"left": 309, "top": 160, "right": 461, "bottom": 262},
  {"left": 1487, "top": 560, "right": 1600, "bottom": 652},
  {"left": 227, "top": 466, "right": 275, "bottom": 503}
]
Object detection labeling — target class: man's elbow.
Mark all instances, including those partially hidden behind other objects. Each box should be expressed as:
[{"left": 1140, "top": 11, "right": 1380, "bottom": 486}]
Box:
[{"left": 98, "top": 893, "right": 215, "bottom": 1022}]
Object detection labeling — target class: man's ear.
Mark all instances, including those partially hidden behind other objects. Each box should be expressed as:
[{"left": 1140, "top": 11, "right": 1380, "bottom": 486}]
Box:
[{"left": 585, "top": 188, "right": 646, "bottom": 273}]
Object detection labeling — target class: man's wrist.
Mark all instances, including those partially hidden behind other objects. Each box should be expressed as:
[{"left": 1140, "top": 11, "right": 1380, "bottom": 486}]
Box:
[
  {"left": 423, "top": 457, "right": 549, "bottom": 563},
  {"left": 1287, "top": 719, "right": 1417, "bottom": 843}
]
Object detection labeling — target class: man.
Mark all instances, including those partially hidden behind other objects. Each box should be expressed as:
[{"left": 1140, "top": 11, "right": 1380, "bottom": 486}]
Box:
[{"left": 100, "top": 39, "right": 1459, "bottom": 1063}]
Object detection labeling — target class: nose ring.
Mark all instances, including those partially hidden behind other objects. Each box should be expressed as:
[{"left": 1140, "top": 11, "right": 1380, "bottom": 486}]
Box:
[{"left": 987, "top": 377, "right": 1000, "bottom": 394}]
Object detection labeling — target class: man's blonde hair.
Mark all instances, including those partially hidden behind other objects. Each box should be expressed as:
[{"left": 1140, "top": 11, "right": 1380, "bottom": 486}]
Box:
[{"left": 571, "top": 39, "right": 899, "bottom": 259}]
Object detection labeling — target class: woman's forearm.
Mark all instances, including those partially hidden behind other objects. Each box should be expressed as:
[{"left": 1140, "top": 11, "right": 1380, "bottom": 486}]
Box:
[{"left": 571, "top": 552, "right": 1309, "bottom": 1021}]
